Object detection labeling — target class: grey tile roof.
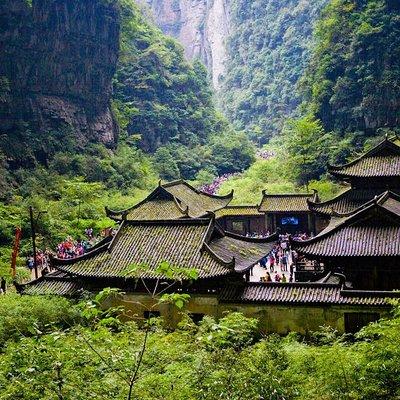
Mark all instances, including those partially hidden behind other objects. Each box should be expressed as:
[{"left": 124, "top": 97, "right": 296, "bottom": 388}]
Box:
[
  {"left": 293, "top": 192, "right": 400, "bottom": 257},
  {"left": 328, "top": 138, "right": 400, "bottom": 179},
  {"left": 21, "top": 271, "right": 83, "bottom": 296},
  {"left": 209, "top": 232, "right": 278, "bottom": 272},
  {"left": 53, "top": 219, "right": 235, "bottom": 280},
  {"left": 106, "top": 180, "right": 233, "bottom": 221},
  {"left": 162, "top": 181, "right": 233, "bottom": 218},
  {"left": 50, "top": 218, "right": 278, "bottom": 281},
  {"left": 126, "top": 200, "right": 188, "bottom": 220},
  {"left": 214, "top": 206, "right": 263, "bottom": 218},
  {"left": 259, "top": 192, "right": 317, "bottom": 213},
  {"left": 219, "top": 282, "right": 399, "bottom": 306},
  {"left": 294, "top": 226, "right": 400, "bottom": 257},
  {"left": 308, "top": 188, "right": 389, "bottom": 216}
]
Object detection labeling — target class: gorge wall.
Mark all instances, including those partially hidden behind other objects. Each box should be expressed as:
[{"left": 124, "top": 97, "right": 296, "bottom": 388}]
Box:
[
  {"left": 142, "top": 0, "right": 328, "bottom": 140},
  {"left": 0, "top": 0, "right": 120, "bottom": 154},
  {"left": 141, "top": 0, "right": 230, "bottom": 89}
]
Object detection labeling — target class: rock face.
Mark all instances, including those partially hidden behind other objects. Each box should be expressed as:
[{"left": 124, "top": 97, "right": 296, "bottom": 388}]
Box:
[
  {"left": 0, "top": 0, "right": 120, "bottom": 147},
  {"left": 142, "top": 0, "right": 230, "bottom": 89},
  {"left": 143, "top": 0, "right": 327, "bottom": 138}
]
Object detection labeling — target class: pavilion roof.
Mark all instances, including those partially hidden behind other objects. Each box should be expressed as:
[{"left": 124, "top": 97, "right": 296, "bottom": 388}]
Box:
[
  {"left": 22, "top": 274, "right": 400, "bottom": 305},
  {"left": 219, "top": 282, "right": 399, "bottom": 306},
  {"left": 19, "top": 271, "right": 84, "bottom": 296},
  {"left": 162, "top": 180, "right": 233, "bottom": 217},
  {"left": 292, "top": 192, "right": 400, "bottom": 258},
  {"left": 259, "top": 191, "right": 318, "bottom": 213},
  {"left": 214, "top": 205, "right": 263, "bottom": 218},
  {"left": 328, "top": 137, "right": 400, "bottom": 179},
  {"left": 48, "top": 218, "right": 276, "bottom": 281},
  {"left": 209, "top": 231, "right": 278, "bottom": 272},
  {"left": 106, "top": 180, "right": 233, "bottom": 221},
  {"left": 308, "top": 187, "right": 392, "bottom": 216}
]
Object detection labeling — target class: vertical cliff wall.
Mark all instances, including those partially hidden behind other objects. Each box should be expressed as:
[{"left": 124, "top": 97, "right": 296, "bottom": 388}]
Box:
[
  {"left": 141, "top": 0, "right": 328, "bottom": 140},
  {"left": 142, "top": 0, "right": 230, "bottom": 89},
  {"left": 0, "top": 0, "right": 120, "bottom": 150}
]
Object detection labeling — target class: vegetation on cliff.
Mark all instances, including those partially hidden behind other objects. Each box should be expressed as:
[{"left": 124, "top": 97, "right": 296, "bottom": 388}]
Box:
[
  {"left": 302, "top": 0, "right": 400, "bottom": 136},
  {"left": 113, "top": 0, "right": 254, "bottom": 180},
  {"left": 279, "top": 0, "right": 400, "bottom": 186},
  {"left": 222, "top": 0, "right": 400, "bottom": 192},
  {"left": 220, "top": 0, "right": 328, "bottom": 143},
  {"left": 0, "top": 0, "right": 254, "bottom": 190}
]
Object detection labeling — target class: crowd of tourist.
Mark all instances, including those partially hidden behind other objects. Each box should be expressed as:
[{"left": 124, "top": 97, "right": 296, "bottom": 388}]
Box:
[
  {"left": 25, "top": 227, "right": 114, "bottom": 276},
  {"left": 258, "top": 234, "right": 303, "bottom": 283},
  {"left": 291, "top": 232, "right": 311, "bottom": 241},
  {"left": 26, "top": 250, "right": 51, "bottom": 271},
  {"left": 200, "top": 173, "right": 239, "bottom": 195},
  {"left": 56, "top": 237, "right": 89, "bottom": 259},
  {"left": 56, "top": 228, "right": 101, "bottom": 259}
]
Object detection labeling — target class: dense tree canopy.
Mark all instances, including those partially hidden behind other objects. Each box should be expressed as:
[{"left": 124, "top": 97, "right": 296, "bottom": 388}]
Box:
[
  {"left": 113, "top": 0, "right": 255, "bottom": 179},
  {"left": 302, "top": 0, "right": 400, "bottom": 136},
  {"left": 220, "top": 0, "right": 327, "bottom": 143},
  {"left": 273, "top": 0, "right": 400, "bottom": 187},
  {"left": 114, "top": 1, "right": 219, "bottom": 152}
]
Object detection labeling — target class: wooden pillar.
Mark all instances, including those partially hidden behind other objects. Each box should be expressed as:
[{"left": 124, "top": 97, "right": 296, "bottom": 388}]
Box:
[
  {"left": 307, "top": 213, "right": 313, "bottom": 235},
  {"left": 273, "top": 214, "right": 277, "bottom": 231}
]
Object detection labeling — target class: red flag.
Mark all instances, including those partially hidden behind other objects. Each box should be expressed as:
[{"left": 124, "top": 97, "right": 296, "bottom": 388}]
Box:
[{"left": 10, "top": 227, "right": 22, "bottom": 278}]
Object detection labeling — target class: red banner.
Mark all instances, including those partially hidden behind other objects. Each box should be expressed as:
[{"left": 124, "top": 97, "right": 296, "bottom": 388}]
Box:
[{"left": 10, "top": 227, "right": 22, "bottom": 278}]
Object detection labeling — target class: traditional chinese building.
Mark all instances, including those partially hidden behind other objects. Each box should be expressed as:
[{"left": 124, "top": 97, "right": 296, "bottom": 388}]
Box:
[
  {"left": 292, "top": 191, "right": 400, "bottom": 291},
  {"left": 259, "top": 191, "right": 319, "bottom": 234},
  {"left": 21, "top": 216, "right": 277, "bottom": 298},
  {"left": 309, "top": 137, "right": 400, "bottom": 229},
  {"left": 19, "top": 157, "right": 400, "bottom": 334},
  {"left": 214, "top": 206, "right": 266, "bottom": 236}
]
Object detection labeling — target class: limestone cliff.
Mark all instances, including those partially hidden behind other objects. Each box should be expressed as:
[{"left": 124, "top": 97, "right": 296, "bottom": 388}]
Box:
[
  {"left": 0, "top": 0, "right": 119, "bottom": 149},
  {"left": 142, "top": 0, "right": 230, "bottom": 89},
  {"left": 139, "top": 0, "right": 327, "bottom": 139}
]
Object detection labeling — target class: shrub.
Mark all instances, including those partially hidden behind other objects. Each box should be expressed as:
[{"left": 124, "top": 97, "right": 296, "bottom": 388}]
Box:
[{"left": 0, "top": 294, "right": 79, "bottom": 347}]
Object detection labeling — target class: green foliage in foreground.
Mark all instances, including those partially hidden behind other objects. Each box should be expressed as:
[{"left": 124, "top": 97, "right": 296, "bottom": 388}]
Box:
[
  {"left": 0, "top": 295, "right": 399, "bottom": 399},
  {"left": 0, "top": 294, "right": 78, "bottom": 348}
]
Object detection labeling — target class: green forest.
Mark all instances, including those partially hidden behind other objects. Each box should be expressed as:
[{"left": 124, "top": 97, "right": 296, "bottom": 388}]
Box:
[
  {"left": 1, "top": 0, "right": 400, "bottom": 398},
  {"left": 221, "top": 0, "right": 400, "bottom": 194},
  {"left": 220, "top": 0, "right": 328, "bottom": 143}
]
